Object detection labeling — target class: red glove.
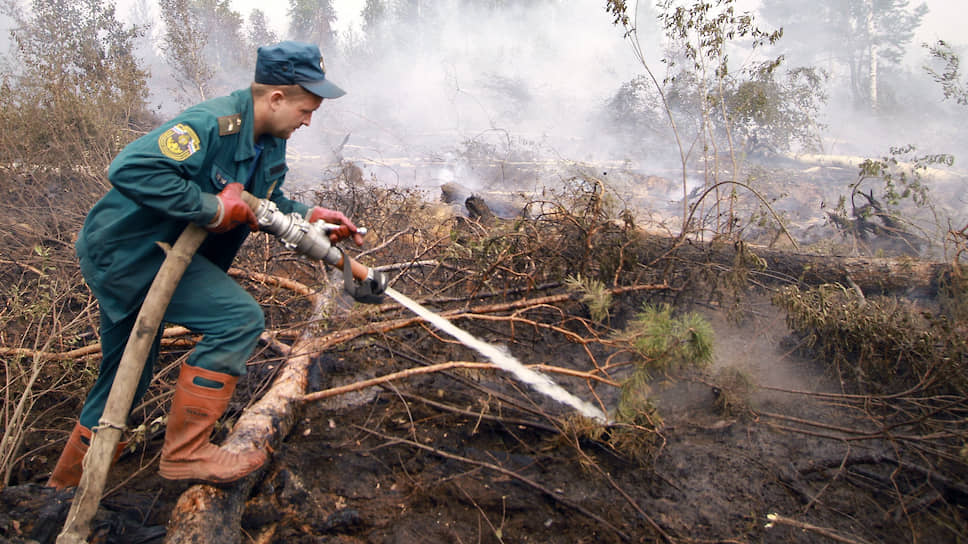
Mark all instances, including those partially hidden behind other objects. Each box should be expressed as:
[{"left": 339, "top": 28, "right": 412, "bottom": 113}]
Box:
[
  {"left": 307, "top": 206, "right": 364, "bottom": 246},
  {"left": 206, "top": 183, "right": 258, "bottom": 233}
]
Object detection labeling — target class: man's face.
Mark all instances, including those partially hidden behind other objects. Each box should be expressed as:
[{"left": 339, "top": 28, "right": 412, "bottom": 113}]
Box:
[{"left": 270, "top": 92, "right": 324, "bottom": 139}]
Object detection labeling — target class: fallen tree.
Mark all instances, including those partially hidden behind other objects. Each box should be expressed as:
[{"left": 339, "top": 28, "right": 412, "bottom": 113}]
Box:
[{"left": 678, "top": 240, "right": 948, "bottom": 297}]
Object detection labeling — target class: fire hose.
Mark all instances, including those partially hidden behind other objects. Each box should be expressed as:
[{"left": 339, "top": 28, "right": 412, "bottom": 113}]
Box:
[{"left": 240, "top": 191, "right": 387, "bottom": 303}]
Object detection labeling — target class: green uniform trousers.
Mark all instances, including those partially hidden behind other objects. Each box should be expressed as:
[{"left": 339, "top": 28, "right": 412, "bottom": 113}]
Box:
[{"left": 79, "top": 254, "right": 263, "bottom": 430}]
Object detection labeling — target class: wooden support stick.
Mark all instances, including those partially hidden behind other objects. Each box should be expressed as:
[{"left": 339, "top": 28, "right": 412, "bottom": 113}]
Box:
[{"left": 56, "top": 224, "right": 208, "bottom": 544}]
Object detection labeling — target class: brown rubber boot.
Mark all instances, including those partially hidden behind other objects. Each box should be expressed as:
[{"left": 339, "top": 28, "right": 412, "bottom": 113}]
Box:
[
  {"left": 158, "top": 364, "right": 267, "bottom": 483},
  {"left": 47, "top": 422, "right": 127, "bottom": 490}
]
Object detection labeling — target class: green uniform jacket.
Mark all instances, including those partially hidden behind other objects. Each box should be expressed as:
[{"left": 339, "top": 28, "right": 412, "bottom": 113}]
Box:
[{"left": 76, "top": 88, "right": 310, "bottom": 323}]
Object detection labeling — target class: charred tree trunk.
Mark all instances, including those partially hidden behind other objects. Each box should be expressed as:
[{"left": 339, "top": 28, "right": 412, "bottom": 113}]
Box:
[
  {"left": 440, "top": 181, "right": 527, "bottom": 219},
  {"left": 453, "top": 189, "right": 945, "bottom": 298},
  {"left": 765, "top": 251, "right": 942, "bottom": 296},
  {"left": 677, "top": 240, "right": 946, "bottom": 297}
]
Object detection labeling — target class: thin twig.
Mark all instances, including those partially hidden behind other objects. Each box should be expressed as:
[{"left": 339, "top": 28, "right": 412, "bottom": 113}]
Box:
[
  {"left": 766, "top": 512, "right": 873, "bottom": 544},
  {"left": 392, "top": 390, "right": 560, "bottom": 433}
]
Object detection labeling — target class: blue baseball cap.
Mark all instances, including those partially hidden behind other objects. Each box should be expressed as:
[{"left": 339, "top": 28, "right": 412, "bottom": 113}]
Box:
[{"left": 255, "top": 41, "right": 346, "bottom": 99}]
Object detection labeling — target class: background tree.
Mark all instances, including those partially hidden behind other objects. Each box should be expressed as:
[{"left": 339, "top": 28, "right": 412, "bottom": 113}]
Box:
[
  {"left": 288, "top": 0, "right": 337, "bottom": 51},
  {"left": 0, "top": 0, "right": 150, "bottom": 169},
  {"left": 760, "top": 0, "right": 927, "bottom": 113},
  {"left": 608, "top": 0, "right": 797, "bottom": 238},
  {"left": 720, "top": 62, "right": 829, "bottom": 155},
  {"left": 659, "top": 0, "right": 784, "bottom": 235},
  {"left": 395, "top": 0, "right": 421, "bottom": 19},
  {"left": 604, "top": 75, "right": 667, "bottom": 144},
  {"left": 160, "top": 0, "right": 214, "bottom": 104},
  {"left": 359, "top": 0, "right": 441, "bottom": 54},
  {"left": 461, "top": 0, "right": 556, "bottom": 6},
  {"left": 195, "top": 0, "right": 246, "bottom": 70},
  {"left": 128, "top": 0, "right": 154, "bottom": 34},
  {"left": 247, "top": 9, "right": 279, "bottom": 50},
  {"left": 361, "top": 0, "right": 390, "bottom": 36},
  {"left": 0, "top": 2, "right": 151, "bottom": 479},
  {"left": 127, "top": 0, "right": 158, "bottom": 57},
  {"left": 924, "top": 40, "right": 968, "bottom": 107},
  {"left": 160, "top": 0, "right": 247, "bottom": 105}
]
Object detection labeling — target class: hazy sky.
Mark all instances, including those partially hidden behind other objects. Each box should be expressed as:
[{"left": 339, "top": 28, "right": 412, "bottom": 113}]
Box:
[
  {"left": 5, "top": 1, "right": 961, "bottom": 54},
  {"left": 4, "top": 0, "right": 964, "bottom": 169},
  {"left": 2, "top": 0, "right": 963, "bottom": 219},
  {"left": 221, "top": 0, "right": 963, "bottom": 48}
]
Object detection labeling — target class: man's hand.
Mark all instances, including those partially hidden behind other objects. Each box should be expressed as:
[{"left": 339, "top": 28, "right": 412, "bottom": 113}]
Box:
[
  {"left": 206, "top": 183, "right": 259, "bottom": 233},
  {"left": 307, "top": 206, "right": 364, "bottom": 246}
]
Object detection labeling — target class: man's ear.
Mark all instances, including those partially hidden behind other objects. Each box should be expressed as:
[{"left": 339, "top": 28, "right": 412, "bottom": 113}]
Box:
[{"left": 267, "top": 89, "right": 287, "bottom": 110}]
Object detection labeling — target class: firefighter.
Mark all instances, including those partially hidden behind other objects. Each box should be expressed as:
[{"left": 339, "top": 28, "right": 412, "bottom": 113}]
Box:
[{"left": 48, "top": 41, "right": 361, "bottom": 487}]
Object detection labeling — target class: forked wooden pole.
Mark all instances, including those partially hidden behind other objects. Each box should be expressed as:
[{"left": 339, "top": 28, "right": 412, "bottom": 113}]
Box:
[{"left": 56, "top": 223, "right": 208, "bottom": 544}]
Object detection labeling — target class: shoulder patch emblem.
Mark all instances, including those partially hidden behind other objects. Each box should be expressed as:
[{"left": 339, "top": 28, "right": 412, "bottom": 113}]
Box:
[
  {"left": 218, "top": 114, "right": 242, "bottom": 136},
  {"left": 158, "top": 123, "right": 200, "bottom": 161}
]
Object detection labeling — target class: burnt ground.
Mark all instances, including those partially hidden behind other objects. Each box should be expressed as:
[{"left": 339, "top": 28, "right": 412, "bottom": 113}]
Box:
[
  {"left": 234, "top": 299, "right": 957, "bottom": 544},
  {"left": 5, "top": 293, "right": 963, "bottom": 544},
  {"left": 2, "top": 163, "right": 967, "bottom": 544}
]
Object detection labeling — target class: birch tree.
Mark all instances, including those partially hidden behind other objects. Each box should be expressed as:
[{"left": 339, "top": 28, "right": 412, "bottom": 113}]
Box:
[{"left": 760, "top": 0, "right": 926, "bottom": 112}]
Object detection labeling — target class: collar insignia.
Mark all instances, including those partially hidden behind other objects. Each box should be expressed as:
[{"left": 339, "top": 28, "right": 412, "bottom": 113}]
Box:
[{"left": 218, "top": 114, "right": 242, "bottom": 136}]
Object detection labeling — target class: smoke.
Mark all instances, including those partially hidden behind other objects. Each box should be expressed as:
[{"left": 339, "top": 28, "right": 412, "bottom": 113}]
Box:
[
  {"left": 5, "top": 0, "right": 966, "bottom": 216},
  {"left": 306, "top": 1, "right": 656, "bottom": 191},
  {"left": 751, "top": 0, "right": 968, "bottom": 159},
  {"left": 294, "top": 0, "right": 968, "bottom": 197},
  {"left": 113, "top": 0, "right": 966, "bottom": 234},
  {"left": 93, "top": 1, "right": 663, "bottom": 193},
  {"left": 0, "top": 17, "right": 9, "bottom": 55}
]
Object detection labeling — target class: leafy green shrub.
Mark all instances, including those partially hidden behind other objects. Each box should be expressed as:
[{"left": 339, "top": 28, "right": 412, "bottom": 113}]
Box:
[
  {"left": 0, "top": 0, "right": 152, "bottom": 171},
  {"left": 621, "top": 303, "right": 714, "bottom": 375},
  {"left": 774, "top": 284, "right": 967, "bottom": 395},
  {"left": 565, "top": 274, "right": 612, "bottom": 324},
  {"left": 722, "top": 63, "right": 829, "bottom": 155},
  {"left": 612, "top": 303, "right": 713, "bottom": 422}
]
